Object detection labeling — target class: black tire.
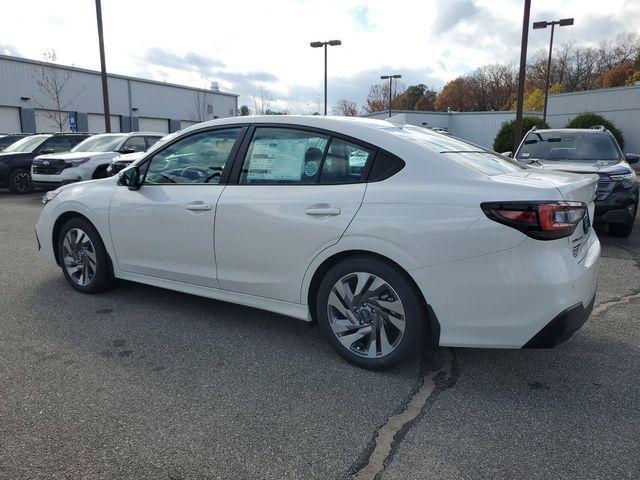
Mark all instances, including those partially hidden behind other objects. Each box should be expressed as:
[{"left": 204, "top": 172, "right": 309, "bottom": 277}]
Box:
[
  {"left": 316, "top": 256, "right": 426, "bottom": 370},
  {"left": 609, "top": 221, "right": 634, "bottom": 238},
  {"left": 57, "top": 217, "right": 116, "bottom": 293},
  {"left": 8, "top": 168, "right": 34, "bottom": 194},
  {"left": 93, "top": 165, "right": 109, "bottom": 179}
]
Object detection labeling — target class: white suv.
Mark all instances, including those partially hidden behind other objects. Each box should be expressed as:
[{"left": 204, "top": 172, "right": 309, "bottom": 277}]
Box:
[{"left": 32, "top": 132, "right": 163, "bottom": 189}]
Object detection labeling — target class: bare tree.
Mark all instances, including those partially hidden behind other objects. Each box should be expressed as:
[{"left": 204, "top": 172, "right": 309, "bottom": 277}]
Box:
[
  {"left": 34, "top": 49, "right": 82, "bottom": 131},
  {"left": 332, "top": 99, "right": 359, "bottom": 116},
  {"left": 252, "top": 87, "right": 273, "bottom": 115}
]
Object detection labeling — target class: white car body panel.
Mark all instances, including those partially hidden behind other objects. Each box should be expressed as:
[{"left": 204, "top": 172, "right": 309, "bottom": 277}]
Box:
[{"left": 35, "top": 115, "right": 600, "bottom": 348}]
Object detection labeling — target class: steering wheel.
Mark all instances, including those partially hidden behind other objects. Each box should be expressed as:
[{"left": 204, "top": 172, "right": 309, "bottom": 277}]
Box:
[{"left": 179, "top": 165, "right": 211, "bottom": 182}]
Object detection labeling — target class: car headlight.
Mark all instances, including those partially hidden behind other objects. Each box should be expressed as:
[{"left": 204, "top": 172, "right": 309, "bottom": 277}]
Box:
[
  {"left": 69, "top": 157, "right": 91, "bottom": 167},
  {"left": 610, "top": 171, "right": 638, "bottom": 189},
  {"left": 42, "top": 189, "right": 60, "bottom": 205}
]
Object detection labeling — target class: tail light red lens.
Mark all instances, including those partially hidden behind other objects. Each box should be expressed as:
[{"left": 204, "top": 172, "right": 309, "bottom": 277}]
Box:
[{"left": 481, "top": 201, "right": 587, "bottom": 240}]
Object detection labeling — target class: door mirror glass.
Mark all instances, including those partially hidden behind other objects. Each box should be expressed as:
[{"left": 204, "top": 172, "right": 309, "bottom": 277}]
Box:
[
  {"left": 625, "top": 153, "right": 640, "bottom": 164},
  {"left": 119, "top": 166, "right": 140, "bottom": 190}
]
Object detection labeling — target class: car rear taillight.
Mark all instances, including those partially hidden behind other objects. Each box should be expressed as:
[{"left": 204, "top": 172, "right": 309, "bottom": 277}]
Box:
[{"left": 481, "top": 201, "right": 587, "bottom": 240}]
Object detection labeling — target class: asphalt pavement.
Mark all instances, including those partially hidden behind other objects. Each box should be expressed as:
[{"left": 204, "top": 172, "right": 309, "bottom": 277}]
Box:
[{"left": 0, "top": 190, "right": 638, "bottom": 480}]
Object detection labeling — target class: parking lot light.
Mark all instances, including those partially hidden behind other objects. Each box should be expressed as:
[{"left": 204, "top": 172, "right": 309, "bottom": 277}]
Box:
[
  {"left": 380, "top": 74, "right": 401, "bottom": 118},
  {"left": 310, "top": 40, "right": 342, "bottom": 115},
  {"left": 533, "top": 17, "right": 575, "bottom": 123}
]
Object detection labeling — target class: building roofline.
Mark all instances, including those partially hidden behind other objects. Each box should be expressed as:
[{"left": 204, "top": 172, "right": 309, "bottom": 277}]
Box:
[
  {"left": 0, "top": 53, "right": 239, "bottom": 98},
  {"left": 362, "top": 109, "right": 542, "bottom": 117},
  {"left": 548, "top": 83, "right": 640, "bottom": 98}
]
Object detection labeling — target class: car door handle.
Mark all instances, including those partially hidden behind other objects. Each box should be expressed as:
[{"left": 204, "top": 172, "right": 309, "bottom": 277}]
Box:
[
  {"left": 186, "top": 202, "right": 212, "bottom": 211},
  {"left": 305, "top": 205, "right": 341, "bottom": 216}
]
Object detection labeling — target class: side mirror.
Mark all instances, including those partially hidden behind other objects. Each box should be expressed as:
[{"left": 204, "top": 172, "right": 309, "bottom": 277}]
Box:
[
  {"left": 40, "top": 148, "right": 55, "bottom": 154},
  {"left": 118, "top": 147, "right": 137, "bottom": 154},
  {"left": 501, "top": 151, "right": 513, "bottom": 158},
  {"left": 625, "top": 153, "right": 640, "bottom": 164},
  {"left": 119, "top": 166, "right": 141, "bottom": 190}
]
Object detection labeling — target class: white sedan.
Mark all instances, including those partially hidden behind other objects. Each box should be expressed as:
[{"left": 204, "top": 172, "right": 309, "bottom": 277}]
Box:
[{"left": 35, "top": 116, "right": 600, "bottom": 370}]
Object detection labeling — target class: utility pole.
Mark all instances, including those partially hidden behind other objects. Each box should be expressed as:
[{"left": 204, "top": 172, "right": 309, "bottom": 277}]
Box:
[
  {"left": 95, "top": 0, "right": 111, "bottom": 132},
  {"left": 513, "top": 0, "right": 531, "bottom": 152}
]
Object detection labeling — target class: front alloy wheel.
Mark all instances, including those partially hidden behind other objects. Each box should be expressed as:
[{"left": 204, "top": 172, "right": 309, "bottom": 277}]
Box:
[
  {"left": 317, "top": 256, "right": 426, "bottom": 370},
  {"left": 62, "top": 228, "right": 98, "bottom": 286},
  {"left": 9, "top": 168, "right": 34, "bottom": 194}
]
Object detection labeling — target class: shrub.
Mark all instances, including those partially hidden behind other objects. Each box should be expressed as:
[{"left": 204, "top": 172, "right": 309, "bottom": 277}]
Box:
[
  {"left": 493, "top": 116, "right": 549, "bottom": 153},
  {"left": 565, "top": 113, "right": 624, "bottom": 149}
]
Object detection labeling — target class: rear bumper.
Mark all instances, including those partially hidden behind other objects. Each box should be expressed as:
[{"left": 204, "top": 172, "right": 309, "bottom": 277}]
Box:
[
  {"left": 523, "top": 293, "right": 595, "bottom": 348},
  {"left": 410, "top": 230, "right": 600, "bottom": 349}
]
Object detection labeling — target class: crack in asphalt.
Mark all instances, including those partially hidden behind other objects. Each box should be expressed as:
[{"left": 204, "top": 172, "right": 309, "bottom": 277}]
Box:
[
  {"left": 592, "top": 290, "right": 640, "bottom": 316},
  {"left": 350, "top": 349, "right": 457, "bottom": 480}
]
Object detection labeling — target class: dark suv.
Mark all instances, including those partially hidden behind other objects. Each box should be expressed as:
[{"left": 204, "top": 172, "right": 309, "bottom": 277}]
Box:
[
  {"left": 512, "top": 126, "right": 639, "bottom": 237},
  {"left": 0, "top": 133, "right": 30, "bottom": 151},
  {"left": 0, "top": 133, "right": 91, "bottom": 193}
]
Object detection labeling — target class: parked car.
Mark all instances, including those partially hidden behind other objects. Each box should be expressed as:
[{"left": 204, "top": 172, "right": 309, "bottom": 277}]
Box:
[
  {"left": 0, "top": 133, "right": 91, "bottom": 193},
  {"left": 105, "top": 152, "right": 146, "bottom": 176},
  {"left": 36, "top": 116, "right": 600, "bottom": 370},
  {"left": 508, "top": 126, "right": 639, "bottom": 237},
  {"left": 0, "top": 133, "right": 30, "bottom": 151},
  {"left": 31, "top": 132, "right": 164, "bottom": 190}
]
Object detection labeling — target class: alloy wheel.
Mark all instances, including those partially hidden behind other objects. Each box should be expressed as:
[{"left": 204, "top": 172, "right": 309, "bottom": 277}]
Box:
[
  {"left": 327, "top": 272, "right": 406, "bottom": 358},
  {"left": 12, "top": 171, "right": 33, "bottom": 193},
  {"left": 62, "top": 228, "right": 97, "bottom": 286}
]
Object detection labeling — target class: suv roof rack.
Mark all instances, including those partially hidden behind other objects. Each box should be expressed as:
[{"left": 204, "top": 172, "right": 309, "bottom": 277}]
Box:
[{"left": 590, "top": 125, "right": 606, "bottom": 131}]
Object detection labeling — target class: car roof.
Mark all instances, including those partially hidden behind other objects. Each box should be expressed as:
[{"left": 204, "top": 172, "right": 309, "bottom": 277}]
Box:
[{"left": 527, "top": 128, "right": 611, "bottom": 135}]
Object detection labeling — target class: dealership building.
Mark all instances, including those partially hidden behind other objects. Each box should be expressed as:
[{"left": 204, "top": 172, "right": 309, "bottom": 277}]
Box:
[{"left": 0, "top": 54, "right": 238, "bottom": 134}]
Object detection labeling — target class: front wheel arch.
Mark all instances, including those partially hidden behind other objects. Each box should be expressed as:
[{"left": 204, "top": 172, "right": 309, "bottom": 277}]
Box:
[
  {"left": 307, "top": 250, "right": 440, "bottom": 345},
  {"left": 52, "top": 212, "right": 113, "bottom": 276}
]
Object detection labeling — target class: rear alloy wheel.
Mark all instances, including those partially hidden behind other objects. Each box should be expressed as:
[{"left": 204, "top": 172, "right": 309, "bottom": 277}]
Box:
[
  {"left": 58, "top": 218, "right": 116, "bottom": 293},
  {"left": 9, "top": 168, "right": 34, "bottom": 194},
  {"left": 317, "top": 257, "right": 426, "bottom": 370}
]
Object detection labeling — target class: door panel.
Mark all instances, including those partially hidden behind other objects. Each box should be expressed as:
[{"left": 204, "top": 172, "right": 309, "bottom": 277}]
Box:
[
  {"left": 215, "top": 184, "right": 366, "bottom": 303},
  {"left": 109, "top": 185, "right": 222, "bottom": 287}
]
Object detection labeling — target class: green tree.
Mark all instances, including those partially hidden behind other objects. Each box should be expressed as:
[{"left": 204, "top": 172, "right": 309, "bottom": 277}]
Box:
[
  {"left": 565, "top": 113, "right": 625, "bottom": 149},
  {"left": 493, "top": 116, "right": 549, "bottom": 153}
]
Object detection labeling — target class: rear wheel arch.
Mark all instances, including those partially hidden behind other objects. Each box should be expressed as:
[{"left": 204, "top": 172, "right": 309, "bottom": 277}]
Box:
[{"left": 306, "top": 250, "right": 440, "bottom": 345}]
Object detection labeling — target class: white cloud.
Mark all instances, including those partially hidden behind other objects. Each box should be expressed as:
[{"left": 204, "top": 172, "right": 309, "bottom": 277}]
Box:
[{"left": 1, "top": 0, "right": 638, "bottom": 113}]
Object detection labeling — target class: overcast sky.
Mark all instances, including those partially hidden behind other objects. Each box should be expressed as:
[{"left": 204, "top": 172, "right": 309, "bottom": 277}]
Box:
[{"left": 1, "top": 0, "right": 638, "bottom": 113}]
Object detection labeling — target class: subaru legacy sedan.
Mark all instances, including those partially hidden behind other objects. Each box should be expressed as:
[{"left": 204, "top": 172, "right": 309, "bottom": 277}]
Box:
[{"left": 35, "top": 116, "right": 600, "bottom": 370}]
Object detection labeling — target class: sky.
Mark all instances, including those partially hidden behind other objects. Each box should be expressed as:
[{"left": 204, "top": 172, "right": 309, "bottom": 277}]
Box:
[{"left": 1, "top": 0, "right": 639, "bottom": 114}]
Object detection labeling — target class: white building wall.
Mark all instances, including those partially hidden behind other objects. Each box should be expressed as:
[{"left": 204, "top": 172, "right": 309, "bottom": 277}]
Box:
[
  {"left": 546, "top": 85, "right": 640, "bottom": 154},
  {"left": 138, "top": 117, "right": 169, "bottom": 133}
]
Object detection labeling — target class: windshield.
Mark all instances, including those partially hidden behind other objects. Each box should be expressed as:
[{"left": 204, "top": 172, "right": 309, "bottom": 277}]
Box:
[
  {"left": 517, "top": 131, "right": 621, "bottom": 161},
  {"left": 384, "top": 124, "right": 526, "bottom": 175},
  {"left": 71, "top": 134, "right": 126, "bottom": 153},
  {"left": 3, "top": 135, "right": 49, "bottom": 153}
]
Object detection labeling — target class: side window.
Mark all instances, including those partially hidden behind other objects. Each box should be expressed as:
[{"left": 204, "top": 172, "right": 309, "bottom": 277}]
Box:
[
  {"left": 42, "top": 136, "right": 73, "bottom": 153},
  {"left": 320, "top": 138, "right": 372, "bottom": 184},
  {"left": 144, "top": 136, "right": 161, "bottom": 150},
  {"left": 239, "top": 128, "right": 329, "bottom": 184},
  {"left": 144, "top": 128, "right": 240, "bottom": 185},
  {"left": 122, "top": 136, "right": 146, "bottom": 152}
]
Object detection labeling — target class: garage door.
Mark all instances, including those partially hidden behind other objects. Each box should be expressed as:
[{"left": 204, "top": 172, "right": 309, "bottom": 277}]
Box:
[
  {"left": 35, "top": 109, "right": 72, "bottom": 133},
  {"left": 139, "top": 117, "right": 169, "bottom": 133},
  {"left": 180, "top": 120, "right": 200, "bottom": 129},
  {"left": 88, "top": 114, "right": 122, "bottom": 133},
  {"left": 0, "top": 107, "right": 21, "bottom": 132}
]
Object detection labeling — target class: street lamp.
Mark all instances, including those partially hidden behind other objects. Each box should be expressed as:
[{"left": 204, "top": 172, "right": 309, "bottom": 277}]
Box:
[
  {"left": 310, "top": 39, "right": 342, "bottom": 115},
  {"left": 380, "top": 74, "right": 401, "bottom": 118},
  {"left": 533, "top": 17, "right": 574, "bottom": 123}
]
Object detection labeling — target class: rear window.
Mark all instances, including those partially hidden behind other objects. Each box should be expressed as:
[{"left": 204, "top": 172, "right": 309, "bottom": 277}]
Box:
[
  {"left": 384, "top": 125, "right": 526, "bottom": 175},
  {"left": 517, "top": 131, "right": 621, "bottom": 161}
]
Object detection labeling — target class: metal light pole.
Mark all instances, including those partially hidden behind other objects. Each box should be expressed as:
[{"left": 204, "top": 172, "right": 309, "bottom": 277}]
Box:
[
  {"left": 380, "top": 74, "right": 401, "bottom": 117},
  {"left": 310, "top": 40, "right": 342, "bottom": 115},
  {"left": 533, "top": 18, "right": 574, "bottom": 123},
  {"left": 95, "top": 0, "right": 111, "bottom": 132},
  {"left": 514, "top": 0, "right": 531, "bottom": 152}
]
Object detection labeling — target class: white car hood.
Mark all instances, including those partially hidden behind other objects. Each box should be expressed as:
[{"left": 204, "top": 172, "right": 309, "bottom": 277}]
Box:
[{"left": 37, "top": 151, "right": 117, "bottom": 161}]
